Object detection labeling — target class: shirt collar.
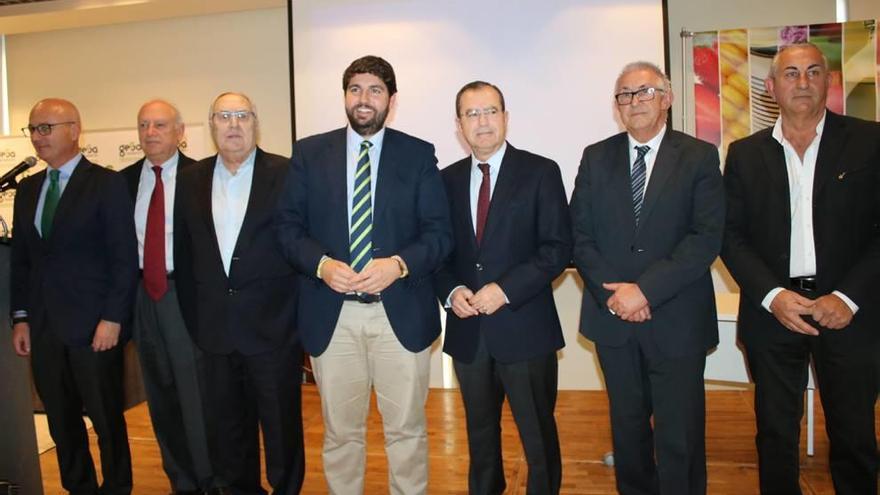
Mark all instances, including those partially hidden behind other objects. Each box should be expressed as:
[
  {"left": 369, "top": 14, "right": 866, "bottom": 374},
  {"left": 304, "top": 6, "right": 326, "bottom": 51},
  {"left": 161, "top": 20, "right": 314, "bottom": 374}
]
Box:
[
  {"left": 347, "top": 125, "right": 386, "bottom": 152},
  {"left": 144, "top": 150, "right": 180, "bottom": 171},
  {"left": 772, "top": 111, "right": 826, "bottom": 146},
  {"left": 216, "top": 148, "right": 257, "bottom": 178},
  {"left": 471, "top": 141, "right": 508, "bottom": 173},
  {"left": 49, "top": 152, "right": 82, "bottom": 178},
  {"left": 627, "top": 125, "right": 666, "bottom": 153}
]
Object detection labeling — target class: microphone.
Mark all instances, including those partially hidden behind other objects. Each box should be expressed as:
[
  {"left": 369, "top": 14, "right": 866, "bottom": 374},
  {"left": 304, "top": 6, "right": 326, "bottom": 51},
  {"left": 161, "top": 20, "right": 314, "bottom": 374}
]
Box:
[{"left": 0, "top": 156, "right": 38, "bottom": 193}]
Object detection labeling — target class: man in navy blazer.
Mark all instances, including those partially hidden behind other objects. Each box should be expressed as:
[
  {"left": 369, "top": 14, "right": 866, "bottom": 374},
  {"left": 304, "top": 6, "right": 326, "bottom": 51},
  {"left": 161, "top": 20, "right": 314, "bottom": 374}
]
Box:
[
  {"left": 570, "top": 63, "right": 724, "bottom": 495},
  {"left": 275, "top": 56, "right": 452, "bottom": 494},
  {"left": 11, "top": 98, "right": 138, "bottom": 495},
  {"left": 176, "top": 93, "right": 304, "bottom": 495},
  {"left": 120, "top": 100, "right": 212, "bottom": 494},
  {"left": 434, "top": 81, "right": 571, "bottom": 494}
]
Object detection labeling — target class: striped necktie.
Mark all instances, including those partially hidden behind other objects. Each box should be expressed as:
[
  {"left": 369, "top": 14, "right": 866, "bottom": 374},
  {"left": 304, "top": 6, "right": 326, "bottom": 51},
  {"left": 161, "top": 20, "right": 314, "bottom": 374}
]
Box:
[
  {"left": 350, "top": 141, "right": 373, "bottom": 273},
  {"left": 41, "top": 169, "right": 61, "bottom": 238},
  {"left": 631, "top": 145, "right": 650, "bottom": 225}
]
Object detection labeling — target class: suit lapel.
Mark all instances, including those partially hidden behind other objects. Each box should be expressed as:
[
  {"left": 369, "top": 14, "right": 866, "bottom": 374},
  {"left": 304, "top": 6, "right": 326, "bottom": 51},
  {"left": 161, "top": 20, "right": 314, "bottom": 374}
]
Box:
[
  {"left": 610, "top": 136, "right": 638, "bottom": 234},
  {"left": 197, "top": 157, "right": 223, "bottom": 267},
  {"left": 19, "top": 170, "right": 45, "bottom": 247},
  {"left": 456, "top": 161, "right": 479, "bottom": 253},
  {"left": 373, "top": 130, "right": 395, "bottom": 224},
  {"left": 813, "top": 112, "right": 846, "bottom": 198},
  {"left": 233, "top": 149, "right": 272, "bottom": 256},
  {"left": 322, "top": 130, "right": 349, "bottom": 258},
  {"left": 480, "top": 144, "right": 519, "bottom": 248},
  {"left": 638, "top": 131, "right": 681, "bottom": 229}
]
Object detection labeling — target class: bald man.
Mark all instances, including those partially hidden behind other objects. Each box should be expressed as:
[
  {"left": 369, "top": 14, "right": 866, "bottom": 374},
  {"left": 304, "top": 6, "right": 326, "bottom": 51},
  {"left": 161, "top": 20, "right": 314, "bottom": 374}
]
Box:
[
  {"left": 11, "top": 98, "right": 138, "bottom": 494},
  {"left": 120, "top": 100, "right": 212, "bottom": 494}
]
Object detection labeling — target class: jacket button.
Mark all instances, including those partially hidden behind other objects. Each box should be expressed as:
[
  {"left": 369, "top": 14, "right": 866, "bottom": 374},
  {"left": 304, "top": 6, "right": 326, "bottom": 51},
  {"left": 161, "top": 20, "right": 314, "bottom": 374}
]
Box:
[
  {"left": 475, "top": 263, "right": 483, "bottom": 271},
  {"left": 227, "top": 288, "right": 236, "bottom": 295}
]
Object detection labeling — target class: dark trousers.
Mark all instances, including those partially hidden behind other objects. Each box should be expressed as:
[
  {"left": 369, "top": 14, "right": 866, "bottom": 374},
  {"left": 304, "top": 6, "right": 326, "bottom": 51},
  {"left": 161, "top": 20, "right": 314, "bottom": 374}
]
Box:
[
  {"left": 453, "top": 335, "right": 562, "bottom": 495},
  {"left": 30, "top": 327, "right": 132, "bottom": 495},
  {"left": 744, "top": 317, "right": 879, "bottom": 495},
  {"left": 596, "top": 338, "right": 707, "bottom": 495},
  {"left": 132, "top": 281, "right": 212, "bottom": 491},
  {"left": 202, "top": 344, "right": 305, "bottom": 495}
]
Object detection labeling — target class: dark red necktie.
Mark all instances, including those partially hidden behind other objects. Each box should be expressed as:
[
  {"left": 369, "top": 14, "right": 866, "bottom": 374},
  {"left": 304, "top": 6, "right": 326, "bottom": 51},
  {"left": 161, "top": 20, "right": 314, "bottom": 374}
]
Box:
[
  {"left": 475, "top": 163, "right": 490, "bottom": 245},
  {"left": 143, "top": 166, "right": 167, "bottom": 300}
]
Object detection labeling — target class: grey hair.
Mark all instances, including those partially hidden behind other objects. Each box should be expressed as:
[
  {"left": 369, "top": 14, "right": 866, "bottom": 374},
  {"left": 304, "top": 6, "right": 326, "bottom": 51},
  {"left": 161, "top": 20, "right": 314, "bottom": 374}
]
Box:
[
  {"left": 616, "top": 61, "right": 672, "bottom": 93},
  {"left": 767, "top": 42, "right": 828, "bottom": 78},
  {"left": 139, "top": 99, "right": 184, "bottom": 125}
]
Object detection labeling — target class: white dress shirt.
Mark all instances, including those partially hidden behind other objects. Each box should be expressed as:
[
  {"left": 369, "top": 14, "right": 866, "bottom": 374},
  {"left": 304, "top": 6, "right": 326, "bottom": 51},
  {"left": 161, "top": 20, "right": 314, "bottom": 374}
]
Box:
[
  {"left": 761, "top": 113, "right": 858, "bottom": 314},
  {"left": 34, "top": 153, "right": 81, "bottom": 236},
  {"left": 468, "top": 142, "right": 506, "bottom": 231},
  {"left": 212, "top": 149, "right": 256, "bottom": 276},
  {"left": 134, "top": 151, "right": 179, "bottom": 271}
]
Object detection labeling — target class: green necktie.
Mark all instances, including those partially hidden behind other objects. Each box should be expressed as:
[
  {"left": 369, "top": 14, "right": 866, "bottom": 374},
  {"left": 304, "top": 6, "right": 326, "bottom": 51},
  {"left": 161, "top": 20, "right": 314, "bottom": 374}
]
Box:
[{"left": 41, "top": 169, "right": 61, "bottom": 238}]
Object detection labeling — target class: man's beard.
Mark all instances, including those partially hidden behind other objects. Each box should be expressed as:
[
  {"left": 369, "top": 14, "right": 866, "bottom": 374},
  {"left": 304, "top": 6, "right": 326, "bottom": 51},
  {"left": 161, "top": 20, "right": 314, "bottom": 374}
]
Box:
[{"left": 346, "top": 104, "right": 389, "bottom": 136}]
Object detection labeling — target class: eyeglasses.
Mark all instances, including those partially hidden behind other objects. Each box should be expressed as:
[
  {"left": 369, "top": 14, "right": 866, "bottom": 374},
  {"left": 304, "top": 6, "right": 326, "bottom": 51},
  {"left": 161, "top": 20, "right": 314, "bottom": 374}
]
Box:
[
  {"left": 22, "top": 121, "right": 76, "bottom": 137},
  {"left": 211, "top": 110, "right": 255, "bottom": 124},
  {"left": 461, "top": 107, "right": 500, "bottom": 120},
  {"left": 614, "top": 87, "right": 665, "bottom": 105}
]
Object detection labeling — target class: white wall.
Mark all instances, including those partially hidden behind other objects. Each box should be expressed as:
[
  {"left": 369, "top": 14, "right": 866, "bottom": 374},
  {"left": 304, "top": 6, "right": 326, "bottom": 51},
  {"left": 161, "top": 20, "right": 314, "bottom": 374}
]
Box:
[{"left": 6, "top": 7, "right": 292, "bottom": 159}]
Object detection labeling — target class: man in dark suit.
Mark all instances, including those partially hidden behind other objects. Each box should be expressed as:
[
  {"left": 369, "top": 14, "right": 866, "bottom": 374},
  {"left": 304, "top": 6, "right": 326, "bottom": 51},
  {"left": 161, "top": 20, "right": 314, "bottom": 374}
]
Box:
[
  {"left": 10, "top": 98, "right": 138, "bottom": 495},
  {"left": 120, "top": 99, "right": 212, "bottom": 494},
  {"left": 434, "top": 81, "right": 571, "bottom": 494},
  {"left": 274, "top": 56, "right": 452, "bottom": 494},
  {"left": 721, "top": 43, "right": 879, "bottom": 495},
  {"left": 176, "top": 92, "right": 304, "bottom": 495},
  {"left": 570, "top": 62, "right": 724, "bottom": 495}
]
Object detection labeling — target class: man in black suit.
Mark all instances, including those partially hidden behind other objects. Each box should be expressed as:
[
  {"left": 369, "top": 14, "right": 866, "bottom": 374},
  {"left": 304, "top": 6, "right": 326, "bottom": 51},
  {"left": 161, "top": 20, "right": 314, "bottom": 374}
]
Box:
[
  {"left": 721, "top": 43, "right": 879, "bottom": 494},
  {"left": 570, "top": 62, "right": 724, "bottom": 495},
  {"left": 434, "top": 81, "right": 570, "bottom": 494},
  {"left": 275, "top": 56, "right": 452, "bottom": 494},
  {"left": 120, "top": 99, "right": 212, "bottom": 494},
  {"left": 10, "top": 98, "right": 138, "bottom": 494},
  {"left": 176, "top": 92, "right": 304, "bottom": 495}
]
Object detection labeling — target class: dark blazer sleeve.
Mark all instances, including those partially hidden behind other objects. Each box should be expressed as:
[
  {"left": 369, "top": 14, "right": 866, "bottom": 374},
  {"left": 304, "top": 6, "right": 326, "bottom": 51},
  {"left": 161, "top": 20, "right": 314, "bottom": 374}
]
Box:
[
  {"left": 275, "top": 141, "right": 328, "bottom": 278},
  {"left": 719, "top": 138, "right": 785, "bottom": 307},
  {"left": 99, "top": 171, "right": 139, "bottom": 323},
  {"left": 497, "top": 159, "right": 571, "bottom": 309},
  {"left": 636, "top": 141, "right": 724, "bottom": 307},
  {"left": 570, "top": 144, "right": 625, "bottom": 306}
]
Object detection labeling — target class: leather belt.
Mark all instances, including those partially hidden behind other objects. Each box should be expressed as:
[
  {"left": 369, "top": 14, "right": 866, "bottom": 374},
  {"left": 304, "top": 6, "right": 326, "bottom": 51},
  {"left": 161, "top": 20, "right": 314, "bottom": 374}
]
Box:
[
  {"left": 789, "top": 276, "right": 817, "bottom": 292},
  {"left": 343, "top": 293, "right": 381, "bottom": 304}
]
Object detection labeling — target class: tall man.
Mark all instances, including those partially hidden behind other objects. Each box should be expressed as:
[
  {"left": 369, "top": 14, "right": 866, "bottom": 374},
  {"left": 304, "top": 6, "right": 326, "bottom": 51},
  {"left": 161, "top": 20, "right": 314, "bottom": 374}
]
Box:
[
  {"left": 434, "top": 81, "right": 570, "bottom": 494},
  {"left": 176, "top": 92, "right": 304, "bottom": 495},
  {"left": 120, "top": 99, "right": 212, "bottom": 494},
  {"left": 11, "top": 98, "right": 137, "bottom": 495},
  {"left": 721, "top": 43, "right": 879, "bottom": 494},
  {"left": 275, "top": 55, "right": 452, "bottom": 494},
  {"left": 570, "top": 62, "right": 724, "bottom": 495}
]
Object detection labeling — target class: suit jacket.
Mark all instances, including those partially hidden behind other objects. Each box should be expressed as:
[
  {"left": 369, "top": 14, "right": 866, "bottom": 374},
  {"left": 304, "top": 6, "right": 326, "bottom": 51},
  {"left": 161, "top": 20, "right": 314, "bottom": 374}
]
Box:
[
  {"left": 570, "top": 130, "right": 724, "bottom": 357},
  {"left": 721, "top": 111, "right": 880, "bottom": 346},
  {"left": 10, "top": 156, "right": 138, "bottom": 347},
  {"left": 275, "top": 127, "right": 453, "bottom": 356},
  {"left": 434, "top": 144, "right": 571, "bottom": 364},
  {"left": 175, "top": 148, "right": 298, "bottom": 356}
]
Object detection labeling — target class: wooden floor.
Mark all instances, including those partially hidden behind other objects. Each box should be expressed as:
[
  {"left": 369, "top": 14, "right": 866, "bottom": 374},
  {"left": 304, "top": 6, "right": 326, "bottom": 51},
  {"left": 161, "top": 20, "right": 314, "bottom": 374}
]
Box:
[{"left": 38, "top": 386, "right": 879, "bottom": 494}]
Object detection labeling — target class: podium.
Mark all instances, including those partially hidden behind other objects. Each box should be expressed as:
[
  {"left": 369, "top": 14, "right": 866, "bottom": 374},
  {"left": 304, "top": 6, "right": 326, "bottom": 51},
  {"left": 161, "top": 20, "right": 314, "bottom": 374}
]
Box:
[{"left": 0, "top": 241, "right": 43, "bottom": 494}]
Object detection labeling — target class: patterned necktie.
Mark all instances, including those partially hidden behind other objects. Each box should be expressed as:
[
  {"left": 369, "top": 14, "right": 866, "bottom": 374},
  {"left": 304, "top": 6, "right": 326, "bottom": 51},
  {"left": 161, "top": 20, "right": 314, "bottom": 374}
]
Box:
[
  {"left": 631, "top": 145, "right": 650, "bottom": 225},
  {"left": 350, "top": 141, "right": 373, "bottom": 273},
  {"left": 475, "top": 163, "right": 490, "bottom": 245},
  {"left": 143, "top": 166, "right": 168, "bottom": 300},
  {"left": 41, "top": 169, "right": 61, "bottom": 238}
]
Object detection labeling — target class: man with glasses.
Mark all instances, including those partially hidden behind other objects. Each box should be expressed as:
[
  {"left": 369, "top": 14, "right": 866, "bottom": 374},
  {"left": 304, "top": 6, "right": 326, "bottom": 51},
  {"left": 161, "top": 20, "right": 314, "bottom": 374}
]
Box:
[
  {"left": 11, "top": 98, "right": 137, "bottom": 495},
  {"left": 722, "top": 43, "right": 879, "bottom": 494},
  {"left": 434, "top": 80, "right": 571, "bottom": 494},
  {"left": 275, "top": 55, "right": 452, "bottom": 494},
  {"left": 176, "top": 92, "right": 304, "bottom": 494},
  {"left": 570, "top": 62, "right": 724, "bottom": 495},
  {"left": 120, "top": 100, "right": 213, "bottom": 494}
]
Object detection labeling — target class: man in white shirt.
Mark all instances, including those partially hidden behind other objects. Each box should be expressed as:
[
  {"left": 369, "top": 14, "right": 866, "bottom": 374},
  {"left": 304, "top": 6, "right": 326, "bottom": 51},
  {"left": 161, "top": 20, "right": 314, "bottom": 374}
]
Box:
[
  {"left": 176, "top": 93, "right": 304, "bottom": 495},
  {"left": 120, "top": 100, "right": 212, "bottom": 494},
  {"left": 722, "top": 43, "right": 879, "bottom": 494}
]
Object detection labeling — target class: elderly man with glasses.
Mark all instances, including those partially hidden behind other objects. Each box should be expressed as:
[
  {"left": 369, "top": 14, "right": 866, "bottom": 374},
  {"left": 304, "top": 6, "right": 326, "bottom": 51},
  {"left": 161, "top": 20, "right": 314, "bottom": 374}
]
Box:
[
  {"left": 570, "top": 62, "right": 725, "bottom": 495},
  {"left": 175, "top": 92, "right": 304, "bottom": 495},
  {"left": 12, "top": 98, "right": 138, "bottom": 495}
]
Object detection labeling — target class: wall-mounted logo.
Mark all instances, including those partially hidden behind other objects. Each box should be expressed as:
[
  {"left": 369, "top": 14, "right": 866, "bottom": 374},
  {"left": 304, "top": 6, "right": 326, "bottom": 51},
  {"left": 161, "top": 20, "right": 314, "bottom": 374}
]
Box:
[
  {"left": 80, "top": 144, "right": 99, "bottom": 157},
  {"left": 118, "top": 142, "right": 143, "bottom": 159},
  {"left": 0, "top": 150, "right": 17, "bottom": 164}
]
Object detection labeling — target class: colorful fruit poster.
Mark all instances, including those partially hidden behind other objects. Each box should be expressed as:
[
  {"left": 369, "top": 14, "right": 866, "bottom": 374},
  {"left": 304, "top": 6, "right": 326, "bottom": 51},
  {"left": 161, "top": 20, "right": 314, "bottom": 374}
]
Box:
[
  {"left": 718, "top": 29, "right": 750, "bottom": 154},
  {"left": 693, "top": 32, "right": 720, "bottom": 147}
]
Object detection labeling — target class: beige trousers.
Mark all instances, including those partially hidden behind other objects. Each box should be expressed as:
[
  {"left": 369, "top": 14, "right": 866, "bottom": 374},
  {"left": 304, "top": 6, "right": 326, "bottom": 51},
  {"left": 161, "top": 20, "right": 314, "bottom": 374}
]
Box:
[{"left": 312, "top": 300, "right": 430, "bottom": 495}]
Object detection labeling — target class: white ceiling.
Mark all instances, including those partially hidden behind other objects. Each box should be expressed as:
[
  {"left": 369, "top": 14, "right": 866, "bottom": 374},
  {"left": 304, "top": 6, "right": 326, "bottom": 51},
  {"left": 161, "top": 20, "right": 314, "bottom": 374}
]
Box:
[{"left": 0, "top": 0, "right": 285, "bottom": 35}]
